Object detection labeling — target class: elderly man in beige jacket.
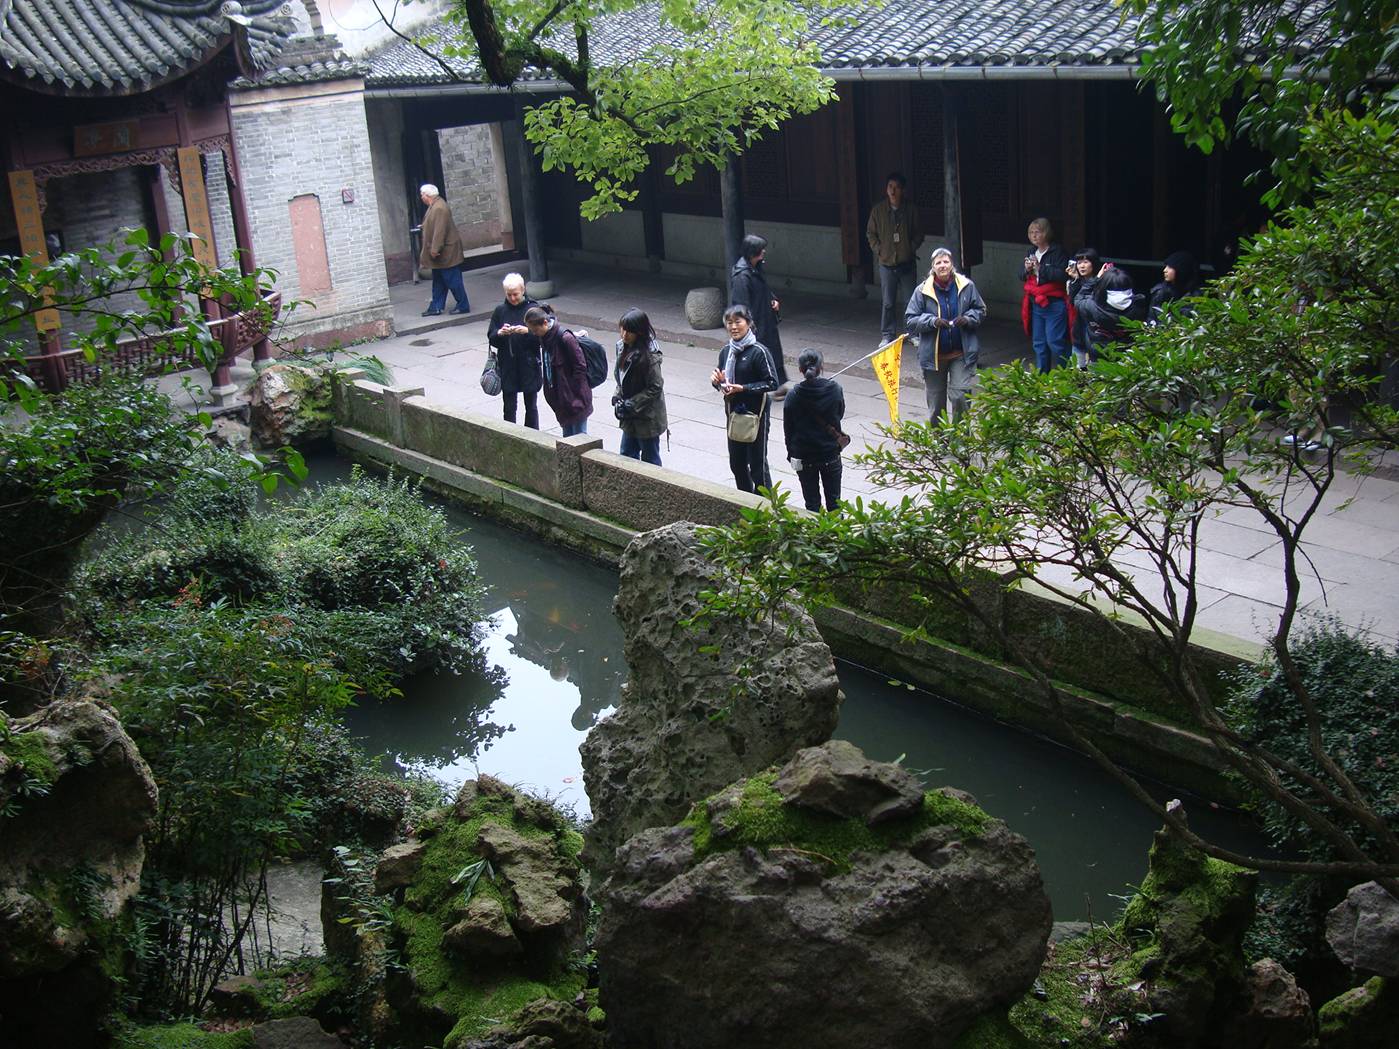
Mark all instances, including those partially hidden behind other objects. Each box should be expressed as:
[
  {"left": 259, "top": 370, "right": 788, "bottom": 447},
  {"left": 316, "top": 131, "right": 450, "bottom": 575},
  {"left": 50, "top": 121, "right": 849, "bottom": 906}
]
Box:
[{"left": 419, "top": 183, "right": 469, "bottom": 316}]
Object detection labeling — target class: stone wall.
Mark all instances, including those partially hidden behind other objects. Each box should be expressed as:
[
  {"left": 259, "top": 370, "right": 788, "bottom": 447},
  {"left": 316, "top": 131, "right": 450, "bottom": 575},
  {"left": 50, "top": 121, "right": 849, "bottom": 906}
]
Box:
[
  {"left": 437, "top": 123, "right": 502, "bottom": 251},
  {"left": 365, "top": 98, "right": 414, "bottom": 285},
  {"left": 331, "top": 376, "right": 1256, "bottom": 801},
  {"left": 228, "top": 77, "right": 393, "bottom": 348}
]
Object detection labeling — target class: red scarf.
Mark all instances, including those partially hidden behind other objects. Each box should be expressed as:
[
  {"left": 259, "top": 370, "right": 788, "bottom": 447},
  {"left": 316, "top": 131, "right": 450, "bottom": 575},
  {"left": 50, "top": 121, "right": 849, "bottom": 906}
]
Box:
[{"left": 1020, "top": 278, "right": 1076, "bottom": 340}]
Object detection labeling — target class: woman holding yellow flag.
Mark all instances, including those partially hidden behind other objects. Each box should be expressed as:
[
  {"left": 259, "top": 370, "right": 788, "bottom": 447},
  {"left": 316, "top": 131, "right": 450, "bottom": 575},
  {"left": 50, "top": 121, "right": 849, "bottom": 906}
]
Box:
[{"left": 904, "top": 247, "right": 987, "bottom": 425}]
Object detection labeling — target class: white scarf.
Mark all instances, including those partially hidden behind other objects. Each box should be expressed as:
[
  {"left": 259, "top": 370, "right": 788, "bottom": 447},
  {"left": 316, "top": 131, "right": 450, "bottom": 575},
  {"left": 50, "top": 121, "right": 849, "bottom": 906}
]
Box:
[{"left": 724, "top": 329, "right": 756, "bottom": 384}]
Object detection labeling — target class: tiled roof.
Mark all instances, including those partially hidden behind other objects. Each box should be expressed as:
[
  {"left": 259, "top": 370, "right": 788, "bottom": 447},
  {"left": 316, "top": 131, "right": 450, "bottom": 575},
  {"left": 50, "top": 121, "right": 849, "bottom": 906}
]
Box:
[
  {"left": 364, "top": 0, "right": 1336, "bottom": 88},
  {"left": 232, "top": 31, "right": 365, "bottom": 86},
  {"left": 0, "top": 0, "right": 290, "bottom": 92},
  {"left": 364, "top": 0, "right": 1149, "bottom": 87}
]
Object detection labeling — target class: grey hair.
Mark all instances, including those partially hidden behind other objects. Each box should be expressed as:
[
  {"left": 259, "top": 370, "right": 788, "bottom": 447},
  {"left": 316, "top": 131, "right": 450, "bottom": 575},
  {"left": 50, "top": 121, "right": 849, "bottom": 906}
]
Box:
[
  {"left": 502, "top": 272, "right": 526, "bottom": 290},
  {"left": 931, "top": 247, "right": 954, "bottom": 264},
  {"left": 419, "top": 183, "right": 440, "bottom": 198}
]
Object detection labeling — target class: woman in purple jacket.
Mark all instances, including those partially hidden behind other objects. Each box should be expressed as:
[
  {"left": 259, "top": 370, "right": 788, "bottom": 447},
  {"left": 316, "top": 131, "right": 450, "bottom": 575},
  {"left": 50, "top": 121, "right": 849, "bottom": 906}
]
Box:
[{"left": 527, "top": 306, "right": 593, "bottom": 436}]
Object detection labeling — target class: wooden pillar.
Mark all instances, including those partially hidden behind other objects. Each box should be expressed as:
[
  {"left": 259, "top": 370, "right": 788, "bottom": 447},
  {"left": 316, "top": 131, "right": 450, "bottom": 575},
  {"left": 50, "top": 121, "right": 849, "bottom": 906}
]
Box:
[
  {"left": 1058, "top": 83, "right": 1086, "bottom": 255},
  {"left": 512, "top": 103, "right": 552, "bottom": 297},
  {"left": 7, "top": 169, "right": 65, "bottom": 391},
  {"left": 720, "top": 154, "right": 744, "bottom": 301},
  {"left": 1151, "top": 105, "right": 1173, "bottom": 260},
  {"left": 835, "top": 90, "right": 866, "bottom": 296},
  {"left": 641, "top": 154, "right": 665, "bottom": 267},
  {"left": 942, "top": 89, "right": 963, "bottom": 269},
  {"left": 221, "top": 104, "right": 271, "bottom": 363}
]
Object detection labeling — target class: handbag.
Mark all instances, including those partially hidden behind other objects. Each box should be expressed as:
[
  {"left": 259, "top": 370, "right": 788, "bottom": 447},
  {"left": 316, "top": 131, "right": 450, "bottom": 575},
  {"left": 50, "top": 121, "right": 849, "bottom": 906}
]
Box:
[
  {"left": 480, "top": 352, "right": 502, "bottom": 396},
  {"left": 726, "top": 393, "right": 767, "bottom": 444},
  {"left": 825, "top": 422, "right": 852, "bottom": 451}
]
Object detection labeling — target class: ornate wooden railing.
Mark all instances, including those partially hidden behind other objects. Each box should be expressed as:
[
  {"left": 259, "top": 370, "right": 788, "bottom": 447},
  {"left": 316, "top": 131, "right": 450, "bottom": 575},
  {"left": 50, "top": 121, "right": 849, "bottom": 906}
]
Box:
[{"left": 21, "top": 289, "right": 281, "bottom": 392}]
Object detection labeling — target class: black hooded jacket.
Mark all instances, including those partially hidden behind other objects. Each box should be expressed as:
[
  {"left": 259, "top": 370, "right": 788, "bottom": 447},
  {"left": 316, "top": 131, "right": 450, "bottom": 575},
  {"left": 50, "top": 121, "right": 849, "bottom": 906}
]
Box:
[
  {"left": 730, "top": 258, "right": 788, "bottom": 383},
  {"left": 783, "top": 376, "right": 846, "bottom": 462}
]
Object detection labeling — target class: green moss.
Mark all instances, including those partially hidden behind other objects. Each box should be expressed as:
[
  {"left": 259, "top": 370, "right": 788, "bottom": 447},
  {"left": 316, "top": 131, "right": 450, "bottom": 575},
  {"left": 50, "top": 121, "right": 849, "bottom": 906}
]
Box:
[
  {"left": 111, "top": 1021, "right": 253, "bottom": 1049},
  {"left": 1318, "top": 976, "right": 1397, "bottom": 1049},
  {"left": 2, "top": 726, "right": 60, "bottom": 787},
  {"left": 1008, "top": 935, "right": 1116, "bottom": 1049},
  {"left": 247, "top": 958, "right": 348, "bottom": 1020},
  {"left": 680, "top": 770, "right": 990, "bottom": 874},
  {"left": 1121, "top": 849, "right": 1251, "bottom": 933},
  {"left": 390, "top": 784, "right": 585, "bottom": 1043},
  {"left": 952, "top": 1011, "right": 1033, "bottom": 1049}
]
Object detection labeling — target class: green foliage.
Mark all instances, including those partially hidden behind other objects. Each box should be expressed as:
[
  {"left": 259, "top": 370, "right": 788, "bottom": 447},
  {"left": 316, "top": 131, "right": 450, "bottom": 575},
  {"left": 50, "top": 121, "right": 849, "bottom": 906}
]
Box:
[
  {"left": 695, "top": 110, "right": 1399, "bottom": 882},
  {"left": 0, "top": 711, "right": 60, "bottom": 817},
  {"left": 428, "top": 0, "right": 844, "bottom": 216},
  {"left": 0, "top": 228, "right": 277, "bottom": 388},
  {"left": 110, "top": 1021, "right": 254, "bottom": 1049},
  {"left": 680, "top": 769, "right": 989, "bottom": 874},
  {"left": 1225, "top": 621, "right": 1399, "bottom": 857},
  {"left": 1124, "top": 0, "right": 1398, "bottom": 202},
  {"left": 75, "top": 461, "right": 489, "bottom": 678}
]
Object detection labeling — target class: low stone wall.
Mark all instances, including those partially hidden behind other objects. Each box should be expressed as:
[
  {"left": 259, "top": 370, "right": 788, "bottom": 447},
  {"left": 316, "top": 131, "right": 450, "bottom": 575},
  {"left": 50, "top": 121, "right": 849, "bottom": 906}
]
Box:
[{"left": 331, "top": 374, "right": 1255, "bottom": 801}]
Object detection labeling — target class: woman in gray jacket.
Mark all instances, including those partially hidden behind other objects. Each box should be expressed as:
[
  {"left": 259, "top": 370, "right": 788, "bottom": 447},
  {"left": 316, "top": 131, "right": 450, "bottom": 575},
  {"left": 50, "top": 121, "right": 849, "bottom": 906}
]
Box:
[{"left": 905, "top": 247, "right": 988, "bottom": 425}]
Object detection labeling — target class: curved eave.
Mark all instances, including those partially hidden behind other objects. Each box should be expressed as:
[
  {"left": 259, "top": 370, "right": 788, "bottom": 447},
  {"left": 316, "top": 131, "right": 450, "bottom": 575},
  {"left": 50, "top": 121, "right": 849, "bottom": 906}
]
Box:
[{"left": 0, "top": 33, "right": 236, "bottom": 97}]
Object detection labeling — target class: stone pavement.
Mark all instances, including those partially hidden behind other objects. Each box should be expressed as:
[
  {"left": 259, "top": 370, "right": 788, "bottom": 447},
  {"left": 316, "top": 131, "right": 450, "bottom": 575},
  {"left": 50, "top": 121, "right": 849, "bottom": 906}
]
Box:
[{"left": 340, "top": 261, "right": 1399, "bottom": 648}]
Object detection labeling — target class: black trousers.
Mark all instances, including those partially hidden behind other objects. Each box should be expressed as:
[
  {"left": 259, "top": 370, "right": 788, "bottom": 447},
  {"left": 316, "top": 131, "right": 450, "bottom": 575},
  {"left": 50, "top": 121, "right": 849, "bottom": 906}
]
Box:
[
  {"left": 797, "top": 457, "right": 842, "bottom": 511},
  {"left": 727, "top": 411, "right": 771, "bottom": 493},
  {"left": 503, "top": 389, "right": 539, "bottom": 429}
]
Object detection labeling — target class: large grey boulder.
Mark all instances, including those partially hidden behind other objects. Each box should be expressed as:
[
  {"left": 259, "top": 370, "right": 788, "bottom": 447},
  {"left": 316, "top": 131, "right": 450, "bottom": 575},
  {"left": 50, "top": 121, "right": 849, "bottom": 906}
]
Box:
[
  {"left": 1326, "top": 881, "right": 1399, "bottom": 977},
  {"left": 0, "top": 698, "right": 158, "bottom": 1047},
  {"left": 249, "top": 362, "right": 332, "bottom": 448},
  {"left": 580, "top": 523, "right": 843, "bottom": 872},
  {"left": 595, "top": 741, "right": 1052, "bottom": 1049}
]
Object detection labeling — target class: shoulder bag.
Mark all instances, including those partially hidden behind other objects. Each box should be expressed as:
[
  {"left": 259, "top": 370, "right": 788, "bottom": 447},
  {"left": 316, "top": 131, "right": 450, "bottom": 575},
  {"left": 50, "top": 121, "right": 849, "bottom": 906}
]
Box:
[
  {"left": 726, "top": 393, "right": 767, "bottom": 444},
  {"left": 480, "top": 351, "right": 502, "bottom": 396}
]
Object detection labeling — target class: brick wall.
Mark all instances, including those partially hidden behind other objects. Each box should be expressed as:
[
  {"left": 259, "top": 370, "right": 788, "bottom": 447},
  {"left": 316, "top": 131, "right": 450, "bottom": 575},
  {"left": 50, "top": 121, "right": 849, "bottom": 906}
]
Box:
[
  {"left": 228, "top": 78, "right": 393, "bottom": 346},
  {"left": 43, "top": 166, "right": 157, "bottom": 341},
  {"left": 438, "top": 123, "right": 502, "bottom": 250}
]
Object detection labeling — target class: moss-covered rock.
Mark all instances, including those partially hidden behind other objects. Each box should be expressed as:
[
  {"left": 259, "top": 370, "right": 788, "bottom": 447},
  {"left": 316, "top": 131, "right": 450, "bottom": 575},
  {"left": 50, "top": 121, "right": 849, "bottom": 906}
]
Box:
[
  {"left": 111, "top": 1021, "right": 254, "bottom": 1049},
  {"left": 1318, "top": 976, "right": 1397, "bottom": 1048},
  {"left": 249, "top": 363, "right": 332, "bottom": 448},
  {"left": 598, "top": 741, "right": 1052, "bottom": 1049},
  {"left": 375, "top": 776, "right": 588, "bottom": 1049}
]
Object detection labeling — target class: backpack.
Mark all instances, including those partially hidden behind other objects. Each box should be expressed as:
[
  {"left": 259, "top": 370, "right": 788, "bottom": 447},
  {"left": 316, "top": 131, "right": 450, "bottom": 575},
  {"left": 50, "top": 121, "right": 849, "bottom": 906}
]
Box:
[{"left": 572, "top": 332, "right": 609, "bottom": 389}]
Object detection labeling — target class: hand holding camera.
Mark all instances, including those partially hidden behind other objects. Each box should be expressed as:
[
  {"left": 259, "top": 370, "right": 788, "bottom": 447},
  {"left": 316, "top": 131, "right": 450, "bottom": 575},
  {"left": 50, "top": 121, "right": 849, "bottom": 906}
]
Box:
[{"left": 613, "top": 398, "right": 637, "bottom": 421}]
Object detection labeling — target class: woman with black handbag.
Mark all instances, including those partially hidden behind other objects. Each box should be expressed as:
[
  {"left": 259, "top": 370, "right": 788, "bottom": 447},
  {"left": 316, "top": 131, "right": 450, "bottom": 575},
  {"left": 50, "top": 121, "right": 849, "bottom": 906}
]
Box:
[
  {"left": 486, "top": 272, "right": 542, "bottom": 428},
  {"left": 711, "top": 304, "right": 779, "bottom": 493},
  {"left": 783, "top": 348, "right": 847, "bottom": 512}
]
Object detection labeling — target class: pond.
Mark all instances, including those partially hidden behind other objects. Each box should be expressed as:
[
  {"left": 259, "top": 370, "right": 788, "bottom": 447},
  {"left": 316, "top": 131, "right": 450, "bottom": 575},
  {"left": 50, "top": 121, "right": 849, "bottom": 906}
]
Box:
[{"left": 308, "top": 456, "right": 1264, "bottom": 919}]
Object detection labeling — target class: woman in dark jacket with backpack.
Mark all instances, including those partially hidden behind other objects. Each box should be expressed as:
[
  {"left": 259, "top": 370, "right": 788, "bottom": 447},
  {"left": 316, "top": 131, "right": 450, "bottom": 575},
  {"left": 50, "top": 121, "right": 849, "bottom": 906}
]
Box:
[
  {"left": 783, "top": 348, "right": 846, "bottom": 512},
  {"left": 527, "top": 305, "right": 593, "bottom": 436},
  {"left": 612, "top": 308, "right": 668, "bottom": 466},
  {"left": 711, "top": 303, "right": 780, "bottom": 493},
  {"left": 486, "top": 272, "right": 541, "bottom": 428}
]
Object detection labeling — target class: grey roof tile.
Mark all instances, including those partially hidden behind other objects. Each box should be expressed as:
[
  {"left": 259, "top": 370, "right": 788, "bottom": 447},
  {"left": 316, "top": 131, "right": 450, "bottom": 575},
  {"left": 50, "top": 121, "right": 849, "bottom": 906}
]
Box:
[
  {"left": 363, "top": 0, "right": 1333, "bottom": 86},
  {"left": 0, "top": 0, "right": 290, "bottom": 91}
]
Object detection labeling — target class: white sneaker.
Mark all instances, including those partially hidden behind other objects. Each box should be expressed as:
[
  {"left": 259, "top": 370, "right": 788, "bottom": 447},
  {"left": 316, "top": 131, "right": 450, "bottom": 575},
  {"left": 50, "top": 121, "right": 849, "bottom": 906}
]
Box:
[{"left": 1280, "top": 433, "right": 1301, "bottom": 446}]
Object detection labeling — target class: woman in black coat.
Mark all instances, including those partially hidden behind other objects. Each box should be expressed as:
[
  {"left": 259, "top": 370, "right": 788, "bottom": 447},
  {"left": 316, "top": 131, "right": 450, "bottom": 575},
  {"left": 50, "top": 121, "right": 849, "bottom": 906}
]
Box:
[
  {"left": 783, "top": 348, "right": 846, "bottom": 512},
  {"left": 729, "top": 233, "right": 789, "bottom": 387},
  {"left": 711, "top": 303, "right": 780, "bottom": 493},
  {"left": 612, "top": 308, "right": 668, "bottom": 466},
  {"left": 486, "top": 272, "right": 542, "bottom": 428},
  {"left": 1147, "top": 250, "right": 1202, "bottom": 326}
]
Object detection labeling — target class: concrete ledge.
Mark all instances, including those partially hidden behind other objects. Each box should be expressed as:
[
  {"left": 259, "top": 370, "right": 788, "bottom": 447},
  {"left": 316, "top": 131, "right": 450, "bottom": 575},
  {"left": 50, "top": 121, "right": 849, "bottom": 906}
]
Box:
[
  {"left": 581, "top": 449, "right": 766, "bottom": 530},
  {"left": 400, "top": 397, "right": 560, "bottom": 500}
]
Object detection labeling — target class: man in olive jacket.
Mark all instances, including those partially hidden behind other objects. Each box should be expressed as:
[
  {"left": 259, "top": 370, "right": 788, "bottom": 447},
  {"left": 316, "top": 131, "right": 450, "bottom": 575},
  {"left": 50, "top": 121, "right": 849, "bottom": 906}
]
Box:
[
  {"left": 866, "top": 172, "right": 924, "bottom": 347},
  {"left": 419, "top": 184, "right": 469, "bottom": 317}
]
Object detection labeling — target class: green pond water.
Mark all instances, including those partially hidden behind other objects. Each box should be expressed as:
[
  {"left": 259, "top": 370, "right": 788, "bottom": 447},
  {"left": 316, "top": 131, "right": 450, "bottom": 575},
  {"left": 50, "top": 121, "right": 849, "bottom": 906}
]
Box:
[{"left": 305, "top": 456, "right": 1264, "bottom": 919}]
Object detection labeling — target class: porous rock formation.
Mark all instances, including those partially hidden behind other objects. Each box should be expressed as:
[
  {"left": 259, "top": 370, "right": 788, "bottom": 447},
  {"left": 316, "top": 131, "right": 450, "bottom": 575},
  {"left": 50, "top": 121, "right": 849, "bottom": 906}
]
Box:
[
  {"left": 249, "top": 362, "right": 332, "bottom": 448},
  {"left": 1326, "top": 880, "right": 1399, "bottom": 978},
  {"left": 357, "top": 776, "right": 590, "bottom": 1049},
  {"left": 0, "top": 697, "right": 158, "bottom": 1046},
  {"left": 580, "top": 522, "right": 843, "bottom": 872},
  {"left": 595, "top": 740, "right": 1053, "bottom": 1049}
]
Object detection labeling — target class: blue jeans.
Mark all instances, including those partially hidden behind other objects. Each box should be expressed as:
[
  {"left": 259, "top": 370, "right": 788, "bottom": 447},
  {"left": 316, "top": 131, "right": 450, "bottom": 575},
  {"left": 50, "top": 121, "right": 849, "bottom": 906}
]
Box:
[
  {"left": 561, "top": 420, "right": 588, "bottom": 437},
  {"left": 620, "top": 432, "right": 661, "bottom": 466},
  {"left": 429, "top": 265, "right": 469, "bottom": 312},
  {"left": 879, "top": 262, "right": 916, "bottom": 343},
  {"left": 1030, "top": 297, "right": 1068, "bottom": 372}
]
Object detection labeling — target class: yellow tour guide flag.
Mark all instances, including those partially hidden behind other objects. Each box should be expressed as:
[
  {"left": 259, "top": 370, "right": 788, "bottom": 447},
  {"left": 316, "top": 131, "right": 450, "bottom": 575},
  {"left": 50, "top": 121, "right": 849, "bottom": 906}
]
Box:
[{"left": 871, "top": 335, "right": 903, "bottom": 424}]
